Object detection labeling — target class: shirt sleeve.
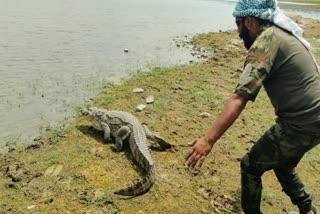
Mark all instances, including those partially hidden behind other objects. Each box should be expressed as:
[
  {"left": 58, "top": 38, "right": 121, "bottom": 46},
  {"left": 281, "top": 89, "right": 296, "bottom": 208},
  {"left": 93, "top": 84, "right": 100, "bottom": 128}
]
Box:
[{"left": 234, "top": 27, "right": 280, "bottom": 101}]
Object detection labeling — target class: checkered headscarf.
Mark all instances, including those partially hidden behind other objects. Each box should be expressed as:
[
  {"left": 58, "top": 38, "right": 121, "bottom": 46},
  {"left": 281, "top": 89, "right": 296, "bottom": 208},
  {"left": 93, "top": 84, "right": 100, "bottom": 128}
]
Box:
[
  {"left": 232, "top": 0, "right": 311, "bottom": 48},
  {"left": 233, "top": 0, "right": 277, "bottom": 18},
  {"left": 233, "top": 0, "right": 319, "bottom": 71}
]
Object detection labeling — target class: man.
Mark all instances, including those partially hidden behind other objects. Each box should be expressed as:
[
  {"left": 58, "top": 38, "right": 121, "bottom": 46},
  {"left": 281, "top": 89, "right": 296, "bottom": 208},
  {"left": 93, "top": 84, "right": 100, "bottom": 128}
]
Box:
[{"left": 185, "top": 0, "right": 320, "bottom": 213}]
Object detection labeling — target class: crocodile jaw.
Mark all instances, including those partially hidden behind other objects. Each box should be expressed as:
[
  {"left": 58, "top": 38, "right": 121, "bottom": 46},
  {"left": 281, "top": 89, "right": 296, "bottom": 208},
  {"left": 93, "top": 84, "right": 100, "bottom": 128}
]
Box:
[{"left": 81, "top": 107, "right": 107, "bottom": 130}]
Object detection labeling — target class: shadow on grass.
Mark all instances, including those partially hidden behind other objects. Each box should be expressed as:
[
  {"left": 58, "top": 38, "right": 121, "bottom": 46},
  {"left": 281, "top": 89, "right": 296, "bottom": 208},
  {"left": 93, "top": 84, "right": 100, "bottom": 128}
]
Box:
[{"left": 77, "top": 125, "right": 105, "bottom": 144}]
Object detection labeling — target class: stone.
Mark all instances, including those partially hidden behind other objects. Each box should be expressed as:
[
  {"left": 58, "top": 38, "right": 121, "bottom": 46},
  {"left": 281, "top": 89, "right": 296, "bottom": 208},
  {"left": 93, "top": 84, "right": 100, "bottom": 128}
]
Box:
[
  {"left": 199, "top": 112, "right": 211, "bottom": 118},
  {"left": 28, "top": 205, "right": 36, "bottom": 210},
  {"left": 136, "top": 104, "right": 146, "bottom": 111},
  {"left": 146, "top": 95, "right": 154, "bottom": 104},
  {"left": 132, "top": 88, "right": 144, "bottom": 93},
  {"left": 230, "top": 39, "right": 241, "bottom": 47}
]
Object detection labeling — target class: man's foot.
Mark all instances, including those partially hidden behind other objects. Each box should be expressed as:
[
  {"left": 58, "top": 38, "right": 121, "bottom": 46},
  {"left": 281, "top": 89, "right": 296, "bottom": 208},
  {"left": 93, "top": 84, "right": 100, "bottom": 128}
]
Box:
[
  {"left": 311, "top": 206, "right": 318, "bottom": 214},
  {"left": 289, "top": 205, "right": 318, "bottom": 214}
]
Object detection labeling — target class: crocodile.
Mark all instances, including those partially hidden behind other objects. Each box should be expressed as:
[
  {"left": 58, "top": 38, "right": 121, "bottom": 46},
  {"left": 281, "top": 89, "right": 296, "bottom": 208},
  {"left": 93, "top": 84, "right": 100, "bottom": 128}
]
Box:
[{"left": 81, "top": 107, "right": 172, "bottom": 197}]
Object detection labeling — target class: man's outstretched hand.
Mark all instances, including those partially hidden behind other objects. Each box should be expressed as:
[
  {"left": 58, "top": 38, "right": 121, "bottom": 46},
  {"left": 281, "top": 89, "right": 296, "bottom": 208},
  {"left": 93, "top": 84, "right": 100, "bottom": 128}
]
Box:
[{"left": 185, "top": 137, "right": 213, "bottom": 169}]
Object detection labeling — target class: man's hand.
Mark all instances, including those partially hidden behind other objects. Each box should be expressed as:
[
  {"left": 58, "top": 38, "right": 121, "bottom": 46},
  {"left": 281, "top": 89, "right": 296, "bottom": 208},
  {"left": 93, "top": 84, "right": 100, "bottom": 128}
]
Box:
[
  {"left": 185, "top": 137, "right": 213, "bottom": 169},
  {"left": 185, "top": 94, "right": 247, "bottom": 170}
]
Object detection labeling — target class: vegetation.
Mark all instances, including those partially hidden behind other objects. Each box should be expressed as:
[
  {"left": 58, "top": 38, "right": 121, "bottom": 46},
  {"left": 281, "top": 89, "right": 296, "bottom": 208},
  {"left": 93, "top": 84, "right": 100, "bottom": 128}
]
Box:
[{"left": 0, "top": 17, "right": 319, "bottom": 214}]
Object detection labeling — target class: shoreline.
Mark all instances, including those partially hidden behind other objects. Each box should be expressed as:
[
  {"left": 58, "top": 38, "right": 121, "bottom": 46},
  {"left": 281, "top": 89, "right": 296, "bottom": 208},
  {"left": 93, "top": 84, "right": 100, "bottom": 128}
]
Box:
[
  {"left": 1, "top": 2, "right": 319, "bottom": 152},
  {"left": 0, "top": 16, "right": 319, "bottom": 213}
]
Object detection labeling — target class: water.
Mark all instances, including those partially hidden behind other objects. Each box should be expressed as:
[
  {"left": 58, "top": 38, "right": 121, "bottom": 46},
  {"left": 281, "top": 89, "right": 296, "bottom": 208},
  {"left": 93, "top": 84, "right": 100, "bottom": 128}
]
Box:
[{"left": 0, "top": 0, "right": 319, "bottom": 150}]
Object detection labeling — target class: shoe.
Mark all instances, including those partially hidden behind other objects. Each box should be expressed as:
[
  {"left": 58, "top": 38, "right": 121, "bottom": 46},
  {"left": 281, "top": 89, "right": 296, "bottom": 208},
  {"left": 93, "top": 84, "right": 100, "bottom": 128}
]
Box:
[{"left": 288, "top": 206, "right": 318, "bottom": 214}]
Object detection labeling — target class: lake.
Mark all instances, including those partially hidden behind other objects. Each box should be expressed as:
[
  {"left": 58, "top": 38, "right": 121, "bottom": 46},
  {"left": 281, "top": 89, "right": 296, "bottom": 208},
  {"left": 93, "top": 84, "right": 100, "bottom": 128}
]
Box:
[{"left": 0, "top": 0, "right": 319, "bottom": 151}]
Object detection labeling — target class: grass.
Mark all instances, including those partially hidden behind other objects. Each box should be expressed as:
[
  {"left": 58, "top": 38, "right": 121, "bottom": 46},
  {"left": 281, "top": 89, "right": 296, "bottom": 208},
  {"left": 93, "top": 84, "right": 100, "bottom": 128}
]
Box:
[{"left": 0, "top": 16, "right": 319, "bottom": 214}]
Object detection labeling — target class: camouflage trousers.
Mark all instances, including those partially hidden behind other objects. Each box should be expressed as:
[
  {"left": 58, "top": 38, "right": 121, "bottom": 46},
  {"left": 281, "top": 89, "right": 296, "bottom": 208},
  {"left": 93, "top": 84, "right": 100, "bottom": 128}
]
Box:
[{"left": 241, "top": 119, "right": 320, "bottom": 214}]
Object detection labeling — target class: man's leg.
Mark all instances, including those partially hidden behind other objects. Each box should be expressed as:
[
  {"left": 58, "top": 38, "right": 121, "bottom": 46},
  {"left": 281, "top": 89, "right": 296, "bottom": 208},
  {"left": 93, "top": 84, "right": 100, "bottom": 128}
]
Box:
[
  {"left": 273, "top": 120, "right": 320, "bottom": 214},
  {"left": 274, "top": 167, "right": 312, "bottom": 213},
  {"left": 241, "top": 121, "right": 285, "bottom": 214},
  {"left": 241, "top": 154, "right": 265, "bottom": 214},
  {"left": 241, "top": 120, "right": 320, "bottom": 214}
]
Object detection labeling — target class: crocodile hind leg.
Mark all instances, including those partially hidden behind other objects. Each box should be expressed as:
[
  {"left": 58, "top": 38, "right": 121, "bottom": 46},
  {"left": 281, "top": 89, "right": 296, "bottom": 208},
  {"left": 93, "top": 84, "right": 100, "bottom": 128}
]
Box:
[
  {"left": 113, "top": 126, "right": 131, "bottom": 151},
  {"left": 142, "top": 125, "right": 173, "bottom": 150}
]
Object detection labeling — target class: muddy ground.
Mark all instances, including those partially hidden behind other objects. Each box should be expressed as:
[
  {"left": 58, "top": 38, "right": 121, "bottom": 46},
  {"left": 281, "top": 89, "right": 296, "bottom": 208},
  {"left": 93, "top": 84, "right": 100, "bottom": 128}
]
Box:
[{"left": 0, "top": 17, "right": 319, "bottom": 214}]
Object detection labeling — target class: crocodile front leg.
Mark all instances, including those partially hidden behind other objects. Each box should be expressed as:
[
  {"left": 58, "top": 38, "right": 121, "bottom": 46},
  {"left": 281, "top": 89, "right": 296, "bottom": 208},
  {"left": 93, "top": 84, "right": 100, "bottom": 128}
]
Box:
[
  {"left": 113, "top": 126, "right": 131, "bottom": 151},
  {"left": 101, "top": 122, "right": 112, "bottom": 142}
]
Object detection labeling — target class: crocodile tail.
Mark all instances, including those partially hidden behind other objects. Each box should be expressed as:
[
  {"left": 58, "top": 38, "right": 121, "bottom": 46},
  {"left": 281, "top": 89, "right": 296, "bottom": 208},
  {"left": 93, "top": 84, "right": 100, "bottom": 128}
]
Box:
[{"left": 114, "top": 168, "right": 155, "bottom": 197}]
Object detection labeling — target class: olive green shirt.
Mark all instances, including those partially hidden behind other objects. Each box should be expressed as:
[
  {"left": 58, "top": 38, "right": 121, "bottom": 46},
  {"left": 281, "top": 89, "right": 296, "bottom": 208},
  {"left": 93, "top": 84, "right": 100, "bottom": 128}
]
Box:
[{"left": 235, "top": 25, "right": 320, "bottom": 124}]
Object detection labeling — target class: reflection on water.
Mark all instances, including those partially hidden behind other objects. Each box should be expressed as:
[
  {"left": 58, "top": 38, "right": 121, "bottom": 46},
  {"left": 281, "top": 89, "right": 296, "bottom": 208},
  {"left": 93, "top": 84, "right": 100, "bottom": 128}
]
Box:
[{"left": 0, "top": 0, "right": 319, "bottom": 150}]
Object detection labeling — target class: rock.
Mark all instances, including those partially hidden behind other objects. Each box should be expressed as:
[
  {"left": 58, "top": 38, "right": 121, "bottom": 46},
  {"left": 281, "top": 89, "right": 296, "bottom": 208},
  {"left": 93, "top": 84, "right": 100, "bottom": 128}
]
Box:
[
  {"left": 230, "top": 39, "right": 241, "bottom": 47},
  {"left": 136, "top": 104, "right": 146, "bottom": 112},
  {"left": 27, "top": 205, "right": 36, "bottom": 210},
  {"left": 124, "top": 49, "right": 129, "bottom": 52},
  {"left": 146, "top": 95, "right": 154, "bottom": 104},
  {"left": 132, "top": 88, "right": 144, "bottom": 93},
  {"left": 199, "top": 112, "right": 211, "bottom": 118}
]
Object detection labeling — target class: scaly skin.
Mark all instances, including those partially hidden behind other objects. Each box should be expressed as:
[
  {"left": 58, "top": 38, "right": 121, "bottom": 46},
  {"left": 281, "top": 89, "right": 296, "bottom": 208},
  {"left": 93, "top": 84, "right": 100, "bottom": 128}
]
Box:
[{"left": 82, "top": 107, "right": 172, "bottom": 197}]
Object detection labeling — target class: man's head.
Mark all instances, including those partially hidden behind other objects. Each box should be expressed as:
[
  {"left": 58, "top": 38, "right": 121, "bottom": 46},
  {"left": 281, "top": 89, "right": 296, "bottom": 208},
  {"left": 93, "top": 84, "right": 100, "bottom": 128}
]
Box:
[
  {"left": 235, "top": 17, "right": 255, "bottom": 50},
  {"left": 233, "top": 0, "right": 276, "bottom": 49}
]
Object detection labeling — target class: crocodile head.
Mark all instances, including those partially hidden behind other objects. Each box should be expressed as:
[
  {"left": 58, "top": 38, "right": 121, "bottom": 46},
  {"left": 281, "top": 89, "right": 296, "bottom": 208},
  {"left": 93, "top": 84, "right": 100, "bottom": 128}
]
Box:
[{"left": 81, "top": 107, "right": 107, "bottom": 130}]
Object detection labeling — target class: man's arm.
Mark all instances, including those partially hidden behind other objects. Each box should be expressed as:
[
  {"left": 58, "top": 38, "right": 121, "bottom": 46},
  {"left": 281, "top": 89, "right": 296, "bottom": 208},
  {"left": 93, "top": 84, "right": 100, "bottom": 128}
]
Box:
[{"left": 185, "top": 93, "right": 248, "bottom": 168}]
